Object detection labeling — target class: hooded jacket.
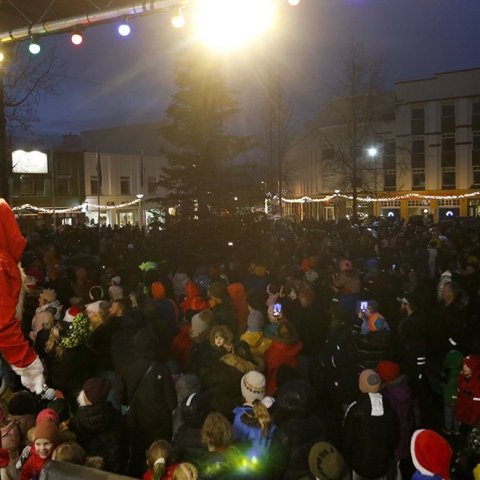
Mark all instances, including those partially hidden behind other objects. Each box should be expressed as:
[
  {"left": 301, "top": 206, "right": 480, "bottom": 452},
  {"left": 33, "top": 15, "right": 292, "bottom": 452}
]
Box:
[
  {"left": 264, "top": 338, "right": 303, "bottom": 396},
  {"left": 0, "top": 200, "right": 37, "bottom": 369},
  {"left": 227, "top": 283, "right": 249, "bottom": 335},
  {"left": 455, "top": 355, "right": 480, "bottom": 426}
]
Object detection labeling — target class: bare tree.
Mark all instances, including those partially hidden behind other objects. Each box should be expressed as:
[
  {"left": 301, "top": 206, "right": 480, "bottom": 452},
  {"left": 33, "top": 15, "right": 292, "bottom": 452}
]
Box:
[
  {"left": 312, "top": 43, "right": 388, "bottom": 220},
  {"left": 0, "top": 43, "right": 64, "bottom": 199}
]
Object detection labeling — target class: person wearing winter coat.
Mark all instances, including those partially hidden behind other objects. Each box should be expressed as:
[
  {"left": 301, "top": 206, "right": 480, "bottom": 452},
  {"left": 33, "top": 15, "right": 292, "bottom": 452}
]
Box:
[
  {"left": 173, "top": 392, "right": 210, "bottom": 464},
  {"left": 29, "top": 288, "right": 61, "bottom": 342},
  {"left": 207, "top": 282, "right": 236, "bottom": 334},
  {"left": 227, "top": 282, "right": 250, "bottom": 335},
  {"left": 410, "top": 429, "right": 452, "bottom": 480},
  {"left": 180, "top": 282, "right": 209, "bottom": 314},
  {"left": 0, "top": 199, "right": 46, "bottom": 395},
  {"left": 343, "top": 369, "right": 399, "bottom": 480},
  {"left": 118, "top": 326, "right": 177, "bottom": 477},
  {"left": 269, "top": 379, "right": 325, "bottom": 480},
  {"left": 232, "top": 371, "right": 276, "bottom": 458},
  {"left": 376, "top": 361, "right": 415, "bottom": 474},
  {"left": 240, "top": 310, "right": 271, "bottom": 367},
  {"left": 69, "top": 377, "right": 126, "bottom": 473},
  {"left": 332, "top": 259, "right": 361, "bottom": 315},
  {"left": 264, "top": 321, "right": 303, "bottom": 396},
  {"left": 455, "top": 355, "right": 480, "bottom": 426},
  {"left": 20, "top": 419, "right": 60, "bottom": 480},
  {"left": 442, "top": 350, "right": 463, "bottom": 435},
  {"left": 186, "top": 310, "right": 214, "bottom": 376},
  {"left": 200, "top": 340, "right": 256, "bottom": 420}
]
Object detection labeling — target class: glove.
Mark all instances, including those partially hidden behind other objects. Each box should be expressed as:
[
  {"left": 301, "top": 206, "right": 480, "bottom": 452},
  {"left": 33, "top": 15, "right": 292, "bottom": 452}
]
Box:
[{"left": 11, "top": 357, "right": 45, "bottom": 394}]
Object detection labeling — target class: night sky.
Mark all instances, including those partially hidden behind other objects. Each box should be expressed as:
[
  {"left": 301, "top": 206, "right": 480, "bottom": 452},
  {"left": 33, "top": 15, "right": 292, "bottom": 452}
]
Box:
[{"left": 31, "top": 0, "right": 480, "bottom": 138}]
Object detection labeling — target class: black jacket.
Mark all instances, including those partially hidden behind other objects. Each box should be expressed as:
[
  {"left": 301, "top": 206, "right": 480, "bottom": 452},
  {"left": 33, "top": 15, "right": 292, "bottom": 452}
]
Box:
[
  {"left": 343, "top": 392, "right": 399, "bottom": 478},
  {"left": 118, "top": 327, "right": 177, "bottom": 444},
  {"left": 69, "top": 402, "right": 127, "bottom": 473}
]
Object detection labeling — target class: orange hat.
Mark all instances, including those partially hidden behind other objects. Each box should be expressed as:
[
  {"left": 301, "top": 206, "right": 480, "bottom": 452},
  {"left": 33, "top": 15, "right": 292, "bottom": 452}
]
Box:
[
  {"left": 34, "top": 420, "right": 59, "bottom": 444},
  {"left": 151, "top": 282, "right": 166, "bottom": 300}
]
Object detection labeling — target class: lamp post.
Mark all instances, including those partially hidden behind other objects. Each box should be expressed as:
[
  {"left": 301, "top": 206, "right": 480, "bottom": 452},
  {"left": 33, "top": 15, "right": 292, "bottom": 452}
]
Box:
[
  {"left": 367, "top": 146, "right": 378, "bottom": 216},
  {"left": 136, "top": 194, "right": 144, "bottom": 227}
]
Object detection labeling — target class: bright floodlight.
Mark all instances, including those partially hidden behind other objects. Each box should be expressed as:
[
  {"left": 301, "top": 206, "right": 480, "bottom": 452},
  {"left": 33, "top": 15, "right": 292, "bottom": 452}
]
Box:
[
  {"left": 71, "top": 32, "right": 83, "bottom": 46},
  {"left": 288, "top": 0, "right": 301, "bottom": 5},
  {"left": 0, "top": 52, "right": 4, "bottom": 63},
  {"left": 29, "top": 39, "right": 41, "bottom": 55},
  {"left": 118, "top": 23, "right": 131, "bottom": 36},
  {"left": 171, "top": 10, "right": 186, "bottom": 28},
  {"left": 367, "top": 147, "right": 378, "bottom": 157},
  {"left": 195, "top": 0, "right": 277, "bottom": 52}
]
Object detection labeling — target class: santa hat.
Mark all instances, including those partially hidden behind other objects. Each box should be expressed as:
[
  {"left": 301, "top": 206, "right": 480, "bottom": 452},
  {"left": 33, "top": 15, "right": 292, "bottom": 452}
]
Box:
[
  {"left": 63, "top": 306, "right": 81, "bottom": 323},
  {"left": 411, "top": 429, "right": 452, "bottom": 480}
]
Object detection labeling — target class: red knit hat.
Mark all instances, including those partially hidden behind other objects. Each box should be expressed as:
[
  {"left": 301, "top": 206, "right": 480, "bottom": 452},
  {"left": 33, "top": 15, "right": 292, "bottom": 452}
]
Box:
[
  {"left": 36, "top": 408, "right": 59, "bottom": 426},
  {"left": 411, "top": 429, "right": 452, "bottom": 480},
  {"left": 376, "top": 360, "right": 401, "bottom": 383}
]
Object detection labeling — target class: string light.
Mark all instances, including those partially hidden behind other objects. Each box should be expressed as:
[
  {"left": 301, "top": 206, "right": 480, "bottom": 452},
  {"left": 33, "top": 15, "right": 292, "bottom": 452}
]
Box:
[
  {"left": 13, "top": 199, "right": 141, "bottom": 215},
  {"left": 282, "top": 191, "right": 480, "bottom": 204},
  {"left": 28, "top": 37, "right": 41, "bottom": 55}
]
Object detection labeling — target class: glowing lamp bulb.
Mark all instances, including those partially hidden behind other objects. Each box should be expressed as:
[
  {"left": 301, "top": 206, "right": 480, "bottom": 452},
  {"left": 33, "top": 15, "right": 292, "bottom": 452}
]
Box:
[
  {"left": 288, "top": 0, "right": 301, "bottom": 5},
  {"left": 118, "top": 23, "right": 131, "bottom": 36},
  {"left": 29, "top": 42, "right": 41, "bottom": 55},
  {"left": 367, "top": 147, "right": 378, "bottom": 157},
  {"left": 172, "top": 12, "right": 185, "bottom": 28},
  {"left": 71, "top": 33, "right": 83, "bottom": 46}
]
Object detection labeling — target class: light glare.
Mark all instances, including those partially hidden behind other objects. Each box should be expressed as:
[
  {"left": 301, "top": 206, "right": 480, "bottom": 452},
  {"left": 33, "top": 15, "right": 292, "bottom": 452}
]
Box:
[
  {"left": 172, "top": 11, "right": 186, "bottom": 28},
  {"left": 71, "top": 33, "right": 83, "bottom": 46},
  {"left": 0, "top": 52, "right": 4, "bottom": 63},
  {"left": 29, "top": 42, "right": 41, "bottom": 55},
  {"left": 367, "top": 147, "right": 378, "bottom": 157},
  {"left": 196, "top": 0, "right": 277, "bottom": 52},
  {"left": 288, "top": 0, "right": 301, "bottom": 5},
  {"left": 118, "top": 23, "right": 131, "bottom": 36}
]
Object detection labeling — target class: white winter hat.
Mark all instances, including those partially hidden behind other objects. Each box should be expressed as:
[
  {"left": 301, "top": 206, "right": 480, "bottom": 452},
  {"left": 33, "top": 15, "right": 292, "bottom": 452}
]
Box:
[{"left": 241, "top": 371, "right": 266, "bottom": 405}]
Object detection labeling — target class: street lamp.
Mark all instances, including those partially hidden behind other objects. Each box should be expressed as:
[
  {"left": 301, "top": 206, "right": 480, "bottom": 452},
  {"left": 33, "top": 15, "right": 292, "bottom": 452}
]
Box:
[
  {"left": 367, "top": 146, "right": 379, "bottom": 196},
  {"left": 136, "top": 194, "right": 144, "bottom": 227}
]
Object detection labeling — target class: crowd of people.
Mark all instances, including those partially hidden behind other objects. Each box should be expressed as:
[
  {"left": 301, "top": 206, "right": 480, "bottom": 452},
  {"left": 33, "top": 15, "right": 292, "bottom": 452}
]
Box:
[{"left": 2, "top": 206, "right": 480, "bottom": 480}]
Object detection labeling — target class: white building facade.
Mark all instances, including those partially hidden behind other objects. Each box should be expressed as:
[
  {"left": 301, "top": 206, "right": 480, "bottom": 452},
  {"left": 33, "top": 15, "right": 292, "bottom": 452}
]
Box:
[{"left": 283, "top": 67, "right": 480, "bottom": 221}]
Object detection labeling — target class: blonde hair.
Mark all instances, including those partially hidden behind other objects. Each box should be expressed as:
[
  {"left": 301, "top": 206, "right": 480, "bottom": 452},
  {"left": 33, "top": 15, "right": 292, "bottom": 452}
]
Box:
[
  {"left": 45, "top": 325, "right": 63, "bottom": 358},
  {"left": 201, "top": 412, "right": 232, "bottom": 450},
  {"left": 52, "top": 441, "right": 86, "bottom": 465},
  {"left": 252, "top": 400, "right": 272, "bottom": 437},
  {"left": 146, "top": 439, "right": 172, "bottom": 480},
  {"left": 42, "top": 311, "right": 55, "bottom": 330},
  {"left": 172, "top": 462, "right": 199, "bottom": 480}
]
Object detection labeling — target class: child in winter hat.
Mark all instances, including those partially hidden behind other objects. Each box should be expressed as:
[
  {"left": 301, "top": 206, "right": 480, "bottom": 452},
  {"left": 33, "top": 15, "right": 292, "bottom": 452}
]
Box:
[
  {"left": 20, "top": 420, "right": 59, "bottom": 480},
  {"left": 411, "top": 429, "right": 452, "bottom": 480}
]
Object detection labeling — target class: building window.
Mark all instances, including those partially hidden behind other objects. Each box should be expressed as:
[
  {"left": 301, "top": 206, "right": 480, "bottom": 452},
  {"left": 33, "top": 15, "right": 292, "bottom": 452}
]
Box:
[
  {"left": 90, "top": 176, "right": 100, "bottom": 195},
  {"left": 441, "top": 167, "right": 456, "bottom": 190},
  {"left": 383, "top": 142, "right": 396, "bottom": 170},
  {"left": 412, "top": 168, "right": 425, "bottom": 190},
  {"left": 56, "top": 177, "right": 71, "bottom": 196},
  {"left": 19, "top": 176, "right": 35, "bottom": 195},
  {"left": 147, "top": 176, "right": 157, "bottom": 195},
  {"left": 411, "top": 139, "right": 425, "bottom": 168},
  {"left": 383, "top": 169, "right": 396, "bottom": 191},
  {"left": 441, "top": 135, "right": 456, "bottom": 167},
  {"left": 473, "top": 132, "right": 480, "bottom": 166},
  {"left": 120, "top": 176, "right": 130, "bottom": 195},
  {"left": 441, "top": 104, "right": 455, "bottom": 133},
  {"left": 473, "top": 102, "right": 480, "bottom": 131},
  {"left": 56, "top": 160, "right": 71, "bottom": 176},
  {"left": 411, "top": 107, "right": 425, "bottom": 135},
  {"left": 473, "top": 166, "right": 480, "bottom": 187}
]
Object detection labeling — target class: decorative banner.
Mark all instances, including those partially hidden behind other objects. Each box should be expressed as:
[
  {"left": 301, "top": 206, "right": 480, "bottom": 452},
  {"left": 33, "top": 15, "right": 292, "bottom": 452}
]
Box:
[
  {"left": 13, "top": 198, "right": 141, "bottom": 214},
  {"left": 282, "top": 191, "right": 480, "bottom": 204}
]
